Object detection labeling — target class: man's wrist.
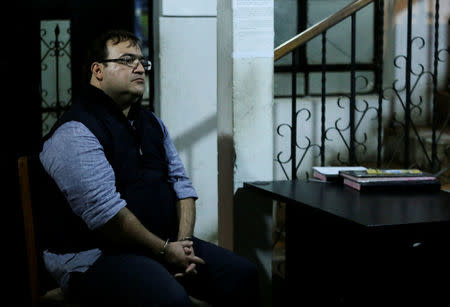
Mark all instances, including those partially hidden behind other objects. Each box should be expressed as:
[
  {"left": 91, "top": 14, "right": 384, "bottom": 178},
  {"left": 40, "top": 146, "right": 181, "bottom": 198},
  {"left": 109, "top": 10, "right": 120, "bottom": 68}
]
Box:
[
  {"left": 179, "top": 236, "right": 193, "bottom": 242},
  {"left": 159, "top": 238, "right": 170, "bottom": 256}
]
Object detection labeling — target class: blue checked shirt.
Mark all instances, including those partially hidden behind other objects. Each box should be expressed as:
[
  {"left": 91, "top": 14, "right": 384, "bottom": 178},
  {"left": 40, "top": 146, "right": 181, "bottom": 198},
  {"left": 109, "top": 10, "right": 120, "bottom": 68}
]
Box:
[{"left": 39, "top": 114, "right": 197, "bottom": 292}]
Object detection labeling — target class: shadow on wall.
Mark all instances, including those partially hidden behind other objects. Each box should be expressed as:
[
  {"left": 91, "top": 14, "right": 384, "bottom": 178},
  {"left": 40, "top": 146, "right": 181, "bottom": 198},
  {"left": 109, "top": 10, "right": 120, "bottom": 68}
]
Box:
[
  {"left": 171, "top": 114, "right": 217, "bottom": 179},
  {"left": 170, "top": 114, "right": 218, "bottom": 243}
]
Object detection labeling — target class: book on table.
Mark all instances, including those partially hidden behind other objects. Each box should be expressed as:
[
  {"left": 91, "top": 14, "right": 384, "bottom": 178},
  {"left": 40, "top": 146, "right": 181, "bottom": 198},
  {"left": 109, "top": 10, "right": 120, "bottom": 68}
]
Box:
[
  {"left": 342, "top": 178, "right": 441, "bottom": 191},
  {"left": 339, "top": 168, "right": 441, "bottom": 191},
  {"left": 312, "top": 166, "right": 367, "bottom": 182},
  {"left": 339, "top": 168, "right": 432, "bottom": 180}
]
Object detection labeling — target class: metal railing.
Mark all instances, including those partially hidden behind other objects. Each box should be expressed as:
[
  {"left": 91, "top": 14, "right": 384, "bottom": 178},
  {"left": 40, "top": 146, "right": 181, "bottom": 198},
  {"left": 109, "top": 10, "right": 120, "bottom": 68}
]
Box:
[{"left": 274, "top": 0, "right": 449, "bottom": 180}]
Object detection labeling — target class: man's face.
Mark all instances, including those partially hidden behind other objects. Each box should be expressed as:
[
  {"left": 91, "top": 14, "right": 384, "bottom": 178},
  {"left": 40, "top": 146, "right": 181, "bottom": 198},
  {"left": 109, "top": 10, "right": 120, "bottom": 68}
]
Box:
[{"left": 100, "top": 40, "right": 146, "bottom": 103}]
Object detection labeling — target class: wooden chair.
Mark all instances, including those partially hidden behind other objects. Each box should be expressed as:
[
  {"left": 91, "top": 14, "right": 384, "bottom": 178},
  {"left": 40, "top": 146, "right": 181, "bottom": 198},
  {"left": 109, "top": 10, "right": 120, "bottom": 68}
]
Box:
[
  {"left": 18, "top": 155, "right": 75, "bottom": 306},
  {"left": 18, "top": 155, "right": 211, "bottom": 307}
]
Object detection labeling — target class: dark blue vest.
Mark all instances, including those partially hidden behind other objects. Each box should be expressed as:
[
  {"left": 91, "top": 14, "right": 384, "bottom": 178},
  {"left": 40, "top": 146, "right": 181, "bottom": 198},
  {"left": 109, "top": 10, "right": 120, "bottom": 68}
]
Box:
[{"left": 41, "top": 85, "right": 178, "bottom": 253}]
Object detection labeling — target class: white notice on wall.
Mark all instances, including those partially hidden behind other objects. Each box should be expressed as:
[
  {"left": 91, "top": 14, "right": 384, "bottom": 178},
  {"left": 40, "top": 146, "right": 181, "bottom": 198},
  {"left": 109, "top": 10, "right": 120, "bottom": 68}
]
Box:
[{"left": 232, "top": 0, "right": 274, "bottom": 58}]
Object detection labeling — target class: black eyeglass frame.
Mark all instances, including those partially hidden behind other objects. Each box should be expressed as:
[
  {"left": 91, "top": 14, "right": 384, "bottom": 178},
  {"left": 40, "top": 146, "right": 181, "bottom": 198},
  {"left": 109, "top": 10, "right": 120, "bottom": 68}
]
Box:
[{"left": 98, "top": 55, "right": 152, "bottom": 71}]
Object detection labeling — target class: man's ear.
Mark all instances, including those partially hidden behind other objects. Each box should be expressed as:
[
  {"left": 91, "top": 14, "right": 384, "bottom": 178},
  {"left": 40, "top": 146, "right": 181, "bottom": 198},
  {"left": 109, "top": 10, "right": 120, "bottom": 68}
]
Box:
[{"left": 91, "top": 62, "right": 103, "bottom": 81}]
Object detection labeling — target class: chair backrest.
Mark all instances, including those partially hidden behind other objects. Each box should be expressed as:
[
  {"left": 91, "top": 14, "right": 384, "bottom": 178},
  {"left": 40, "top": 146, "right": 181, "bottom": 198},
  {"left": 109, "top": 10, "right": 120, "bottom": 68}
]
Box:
[
  {"left": 18, "top": 155, "right": 61, "bottom": 306},
  {"left": 18, "top": 155, "right": 40, "bottom": 306}
]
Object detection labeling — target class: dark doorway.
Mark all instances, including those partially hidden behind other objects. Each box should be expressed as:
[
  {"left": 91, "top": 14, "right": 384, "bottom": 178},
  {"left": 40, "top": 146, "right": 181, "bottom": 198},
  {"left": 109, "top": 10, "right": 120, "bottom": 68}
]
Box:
[{"left": 1, "top": 1, "right": 150, "bottom": 304}]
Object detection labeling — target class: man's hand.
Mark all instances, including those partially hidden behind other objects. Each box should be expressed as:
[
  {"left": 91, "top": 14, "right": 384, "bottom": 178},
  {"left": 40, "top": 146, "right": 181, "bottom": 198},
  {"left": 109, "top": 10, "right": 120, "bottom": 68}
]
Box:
[
  {"left": 164, "top": 240, "right": 205, "bottom": 277},
  {"left": 175, "top": 242, "right": 202, "bottom": 278}
]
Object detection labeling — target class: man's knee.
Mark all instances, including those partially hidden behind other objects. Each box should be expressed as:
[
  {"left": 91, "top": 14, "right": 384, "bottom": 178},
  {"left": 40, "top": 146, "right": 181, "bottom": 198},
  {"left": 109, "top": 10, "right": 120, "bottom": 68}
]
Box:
[
  {"left": 234, "top": 257, "right": 259, "bottom": 282},
  {"left": 158, "top": 291, "right": 192, "bottom": 306},
  {"left": 221, "top": 256, "right": 259, "bottom": 297},
  {"left": 220, "top": 257, "right": 260, "bottom": 305},
  {"left": 136, "top": 280, "right": 190, "bottom": 306}
]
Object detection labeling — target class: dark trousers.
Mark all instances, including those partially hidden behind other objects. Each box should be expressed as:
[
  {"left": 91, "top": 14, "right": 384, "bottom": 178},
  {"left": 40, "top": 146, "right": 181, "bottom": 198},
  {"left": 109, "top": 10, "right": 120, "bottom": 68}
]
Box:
[{"left": 68, "top": 237, "right": 260, "bottom": 306}]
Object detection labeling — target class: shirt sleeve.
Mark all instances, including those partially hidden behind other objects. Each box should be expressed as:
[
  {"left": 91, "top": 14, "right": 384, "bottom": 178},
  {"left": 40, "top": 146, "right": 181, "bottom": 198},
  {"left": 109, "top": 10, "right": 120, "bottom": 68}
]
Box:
[
  {"left": 153, "top": 114, "right": 198, "bottom": 200},
  {"left": 39, "top": 121, "right": 127, "bottom": 230}
]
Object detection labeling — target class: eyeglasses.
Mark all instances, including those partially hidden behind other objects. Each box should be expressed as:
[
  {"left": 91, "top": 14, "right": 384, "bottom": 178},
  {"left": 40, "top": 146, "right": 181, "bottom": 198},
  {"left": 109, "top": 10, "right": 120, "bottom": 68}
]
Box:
[{"left": 98, "top": 55, "right": 152, "bottom": 71}]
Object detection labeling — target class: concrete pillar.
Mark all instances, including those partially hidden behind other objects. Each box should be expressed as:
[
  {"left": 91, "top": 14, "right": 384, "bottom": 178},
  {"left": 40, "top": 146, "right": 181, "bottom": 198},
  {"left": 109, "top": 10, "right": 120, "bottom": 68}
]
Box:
[{"left": 217, "top": 0, "right": 274, "bottom": 250}]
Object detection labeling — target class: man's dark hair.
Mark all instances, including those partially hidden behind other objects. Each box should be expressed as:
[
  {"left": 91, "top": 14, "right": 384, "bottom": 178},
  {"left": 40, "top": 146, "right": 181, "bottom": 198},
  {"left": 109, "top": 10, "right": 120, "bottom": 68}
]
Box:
[{"left": 84, "top": 29, "right": 142, "bottom": 80}]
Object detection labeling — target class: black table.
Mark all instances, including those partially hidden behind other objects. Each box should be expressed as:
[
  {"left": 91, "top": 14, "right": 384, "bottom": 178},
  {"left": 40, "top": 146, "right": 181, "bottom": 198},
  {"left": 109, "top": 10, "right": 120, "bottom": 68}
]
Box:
[
  {"left": 242, "top": 180, "right": 450, "bottom": 306},
  {"left": 245, "top": 179, "right": 450, "bottom": 228}
]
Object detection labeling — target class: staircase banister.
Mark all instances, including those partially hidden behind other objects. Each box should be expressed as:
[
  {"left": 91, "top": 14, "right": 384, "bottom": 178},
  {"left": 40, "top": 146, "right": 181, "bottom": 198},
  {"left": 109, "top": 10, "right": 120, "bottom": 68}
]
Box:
[{"left": 274, "top": 0, "right": 374, "bottom": 61}]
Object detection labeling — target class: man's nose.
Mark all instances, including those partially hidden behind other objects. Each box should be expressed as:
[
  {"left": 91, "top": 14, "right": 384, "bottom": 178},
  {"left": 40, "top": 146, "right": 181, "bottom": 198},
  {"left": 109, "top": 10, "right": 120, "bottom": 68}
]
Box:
[{"left": 134, "top": 61, "right": 145, "bottom": 73}]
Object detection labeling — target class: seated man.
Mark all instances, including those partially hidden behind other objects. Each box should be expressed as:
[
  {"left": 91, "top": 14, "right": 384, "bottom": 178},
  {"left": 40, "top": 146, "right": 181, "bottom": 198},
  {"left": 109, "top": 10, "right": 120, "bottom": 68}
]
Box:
[{"left": 40, "top": 29, "right": 260, "bottom": 306}]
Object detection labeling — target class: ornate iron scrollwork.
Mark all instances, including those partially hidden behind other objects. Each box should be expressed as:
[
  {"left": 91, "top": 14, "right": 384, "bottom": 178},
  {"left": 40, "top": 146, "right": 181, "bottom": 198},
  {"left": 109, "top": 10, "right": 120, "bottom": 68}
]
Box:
[
  {"left": 276, "top": 0, "right": 448, "bottom": 180},
  {"left": 40, "top": 22, "right": 72, "bottom": 136}
]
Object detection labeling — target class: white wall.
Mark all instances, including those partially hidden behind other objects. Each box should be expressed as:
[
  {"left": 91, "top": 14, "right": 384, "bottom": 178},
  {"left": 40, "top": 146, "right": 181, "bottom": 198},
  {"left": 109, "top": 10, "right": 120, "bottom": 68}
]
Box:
[
  {"left": 158, "top": 0, "right": 218, "bottom": 243},
  {"left": 233, "top": 58, "right": 275, "bottom": 188},
  {"left": 157, "top": 0, "right": 275, "bottom": 248},
  {"left": 162, "top": 0, "right": 216, "bottom": 16}
]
